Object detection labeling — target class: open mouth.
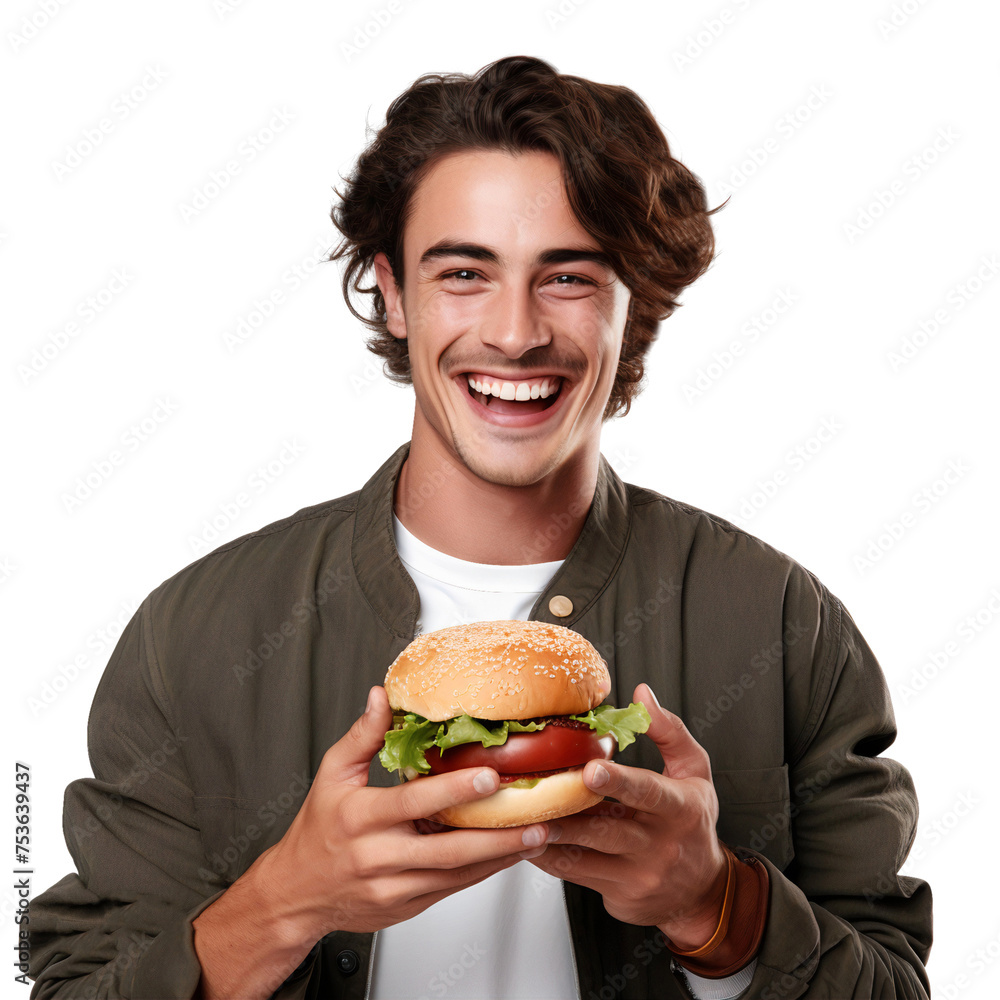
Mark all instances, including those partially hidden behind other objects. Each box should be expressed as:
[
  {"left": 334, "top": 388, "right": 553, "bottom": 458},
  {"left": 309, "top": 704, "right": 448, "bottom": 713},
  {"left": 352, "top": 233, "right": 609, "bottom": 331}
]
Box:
[{"left": 464, "top": 373, "right": 564, "bottom": 417}]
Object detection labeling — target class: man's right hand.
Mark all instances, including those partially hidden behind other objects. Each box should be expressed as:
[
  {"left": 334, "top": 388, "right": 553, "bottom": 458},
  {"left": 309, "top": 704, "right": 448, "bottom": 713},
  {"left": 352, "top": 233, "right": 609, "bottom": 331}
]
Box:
[
  {"left": 192, "top": 685, "right": 552, "bottom": 999},
  {"left": 261, "top": 684, "right": 553, "bottom": 940}
]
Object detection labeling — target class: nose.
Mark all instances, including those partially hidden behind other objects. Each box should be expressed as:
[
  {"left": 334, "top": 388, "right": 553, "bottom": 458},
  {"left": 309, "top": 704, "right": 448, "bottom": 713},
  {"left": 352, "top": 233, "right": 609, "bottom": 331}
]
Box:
[{"left": 478, "top": 281, "right": 552, "bottom": 358}]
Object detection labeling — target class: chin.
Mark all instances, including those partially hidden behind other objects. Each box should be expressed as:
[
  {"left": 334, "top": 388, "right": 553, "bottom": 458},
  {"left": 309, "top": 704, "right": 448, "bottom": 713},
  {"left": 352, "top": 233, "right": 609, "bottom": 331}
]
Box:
[{"left": 452, "top": 437, "right": 567, "bottom": 489}]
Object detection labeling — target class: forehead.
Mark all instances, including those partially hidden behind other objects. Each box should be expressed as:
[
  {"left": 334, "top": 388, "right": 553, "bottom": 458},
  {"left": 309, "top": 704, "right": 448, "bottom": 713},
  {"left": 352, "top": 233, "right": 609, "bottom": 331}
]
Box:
[{"left": 403, "top": 148, "right": 597, "bottom": 262}]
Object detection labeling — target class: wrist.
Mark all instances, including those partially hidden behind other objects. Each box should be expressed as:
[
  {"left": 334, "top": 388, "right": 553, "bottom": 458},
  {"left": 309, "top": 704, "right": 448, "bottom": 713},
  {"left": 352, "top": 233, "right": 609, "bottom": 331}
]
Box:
[
  {"left": 193, "top": 846, "right": 317, "bottom": 999},
  {"left": 246, "top": 841, "right": 323, "bottom": 945},
  {"left": 656, "top": 844, "right": 730, "bottom": 951},
  {"left": 665, "top": 846, "right": 770, "bottom": 979}
]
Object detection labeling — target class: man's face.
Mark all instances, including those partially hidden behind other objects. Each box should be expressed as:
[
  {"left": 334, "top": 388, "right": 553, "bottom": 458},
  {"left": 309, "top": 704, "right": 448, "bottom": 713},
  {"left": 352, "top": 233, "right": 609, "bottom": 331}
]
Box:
[{"left": 375, "top": 148, "right": 631, "bottom": 489}]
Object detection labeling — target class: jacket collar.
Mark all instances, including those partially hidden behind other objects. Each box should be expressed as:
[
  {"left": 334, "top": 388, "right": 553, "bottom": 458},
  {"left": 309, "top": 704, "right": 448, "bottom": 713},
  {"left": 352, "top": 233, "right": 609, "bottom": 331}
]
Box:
[{"left": 351, "top": 441, "right": 632, "bottom": 640}]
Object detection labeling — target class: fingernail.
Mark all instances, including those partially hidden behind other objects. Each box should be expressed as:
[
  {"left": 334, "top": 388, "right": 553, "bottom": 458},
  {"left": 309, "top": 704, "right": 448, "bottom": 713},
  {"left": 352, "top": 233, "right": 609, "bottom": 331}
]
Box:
[
  {"left": 644, "top": 684, "right": 661, "bottom": 709},
  {"left": 546, "top": 823, "right": 562, "bottom": 843},
  {"left": 518, "top": 846, "right": 547, "bottom": 860},
  {"left": 589, "top": 763, "right": 610, "bottom": 788},
  {"left": 366, "top": 687, "right": 378, "bottom": 714},
  {"left": 473, "top": 770, "right": 497, "bottom": 794},
  {"left": 522, "top": 826, "right": 545, "bottom": 848}
]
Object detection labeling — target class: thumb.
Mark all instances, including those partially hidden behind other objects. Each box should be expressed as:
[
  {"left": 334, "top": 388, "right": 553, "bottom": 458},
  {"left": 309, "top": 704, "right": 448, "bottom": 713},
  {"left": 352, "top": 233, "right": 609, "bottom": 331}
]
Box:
[
  {"left": 634, "top": 682, "right": 711, "bottom": 782},
  {"left": 322, "top": 686, "right": 393, "bottom": 785}
]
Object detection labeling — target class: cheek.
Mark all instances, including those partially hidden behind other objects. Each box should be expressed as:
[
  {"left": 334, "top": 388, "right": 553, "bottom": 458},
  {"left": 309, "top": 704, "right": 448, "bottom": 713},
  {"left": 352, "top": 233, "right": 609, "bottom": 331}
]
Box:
[
  {"left": 424, "top": 289, "right": 479, "bottom": 329},
  {"left": 574, "top": 293, "right": 628, "bottom": 357}
]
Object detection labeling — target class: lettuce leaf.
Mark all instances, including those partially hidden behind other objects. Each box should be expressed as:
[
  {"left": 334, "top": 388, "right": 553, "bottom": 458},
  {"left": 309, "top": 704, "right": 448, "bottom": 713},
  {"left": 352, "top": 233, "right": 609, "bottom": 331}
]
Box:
[
  {"left": 436, "top": 715, "right": 545, "bottom": 754},
  {"left": 568, "top": 702, "right": 651, "bottom": 752},
  {"left": 378, "top": 713, "right": 440, "bottom": 774},
  {"left": 379, "top": 701, "right": 651, "bottom": 774}
]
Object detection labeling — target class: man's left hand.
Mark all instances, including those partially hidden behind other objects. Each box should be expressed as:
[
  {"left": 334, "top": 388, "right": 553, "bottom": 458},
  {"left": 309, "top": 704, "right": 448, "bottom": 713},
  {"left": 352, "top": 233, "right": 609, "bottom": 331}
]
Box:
[{"left": 525, "top": 682, "right": 729, "bottom": 949}]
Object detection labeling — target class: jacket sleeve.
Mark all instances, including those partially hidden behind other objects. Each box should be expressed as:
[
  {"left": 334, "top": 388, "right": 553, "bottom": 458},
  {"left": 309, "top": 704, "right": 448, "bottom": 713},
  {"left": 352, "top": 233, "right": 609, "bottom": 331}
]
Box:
[
  {"left": 28, "top": 596, "right": 316, "bottom": 1000},
  {"left": 743, "top": 579, "right": 933, "bottom": 998}
]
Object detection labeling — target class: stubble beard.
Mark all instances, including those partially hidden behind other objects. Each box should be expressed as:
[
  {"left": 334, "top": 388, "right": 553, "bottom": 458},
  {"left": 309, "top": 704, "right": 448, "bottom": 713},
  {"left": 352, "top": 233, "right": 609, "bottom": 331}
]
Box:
[{"left": 451, "top": 425, "right": 568, "bottom": 489}]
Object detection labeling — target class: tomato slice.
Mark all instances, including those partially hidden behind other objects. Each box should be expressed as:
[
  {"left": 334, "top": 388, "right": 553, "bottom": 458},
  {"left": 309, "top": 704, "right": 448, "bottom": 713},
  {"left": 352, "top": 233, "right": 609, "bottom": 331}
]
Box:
[{"left": 424, "top": 725, "right": 615, "bottom": 776}]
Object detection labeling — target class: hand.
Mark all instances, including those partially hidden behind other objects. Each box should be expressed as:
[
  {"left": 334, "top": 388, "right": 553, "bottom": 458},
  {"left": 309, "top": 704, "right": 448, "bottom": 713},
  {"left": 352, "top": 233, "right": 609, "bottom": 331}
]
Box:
[
  {"left": 524, "top": 683, "right": 729, "bottom": 950},
  {"left": 257, "top": 686, "right": 553, "bottom": 941}
]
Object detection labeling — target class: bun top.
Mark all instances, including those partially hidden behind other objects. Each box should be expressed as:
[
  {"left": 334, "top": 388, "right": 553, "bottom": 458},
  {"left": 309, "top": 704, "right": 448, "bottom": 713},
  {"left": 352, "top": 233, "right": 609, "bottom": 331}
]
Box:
[{"left": 384, "top": 619, "right": 611, "bottom": 721}]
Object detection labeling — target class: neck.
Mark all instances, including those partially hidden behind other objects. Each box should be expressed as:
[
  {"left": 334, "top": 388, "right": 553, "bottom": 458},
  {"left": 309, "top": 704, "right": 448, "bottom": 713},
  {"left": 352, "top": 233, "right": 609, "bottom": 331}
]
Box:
[{"left": 394, "top": 428, "right": 600, "bottom": 566}]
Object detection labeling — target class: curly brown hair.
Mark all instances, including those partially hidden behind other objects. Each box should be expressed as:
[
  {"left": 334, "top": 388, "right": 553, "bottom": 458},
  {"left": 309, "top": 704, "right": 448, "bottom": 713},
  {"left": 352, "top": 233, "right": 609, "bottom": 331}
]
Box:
[{"left": 328, "top": 55, "right": 723, "bottom": 419}]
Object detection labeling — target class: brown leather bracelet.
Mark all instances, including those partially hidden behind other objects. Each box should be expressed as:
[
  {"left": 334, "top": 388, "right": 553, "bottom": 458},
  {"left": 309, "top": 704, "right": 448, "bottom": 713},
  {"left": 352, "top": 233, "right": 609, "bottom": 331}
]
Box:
[
  {"left": 668, "top": 847, "right": 770, "bottom": 979},
  {"left": 668, "top": 848, "right": 736, "bottom": 960}
]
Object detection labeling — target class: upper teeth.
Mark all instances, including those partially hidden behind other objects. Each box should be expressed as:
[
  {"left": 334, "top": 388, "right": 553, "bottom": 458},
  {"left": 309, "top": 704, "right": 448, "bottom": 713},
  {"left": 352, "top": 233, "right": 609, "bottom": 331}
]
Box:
[{"left": 466, "top": 375, "right": 561, "bottom": 400}]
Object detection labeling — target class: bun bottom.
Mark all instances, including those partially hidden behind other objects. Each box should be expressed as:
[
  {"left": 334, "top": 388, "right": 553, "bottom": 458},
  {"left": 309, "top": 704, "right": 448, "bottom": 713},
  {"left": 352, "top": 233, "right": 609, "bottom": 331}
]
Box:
[{"left": 427, "top": 767, "right": 605, "bottom": 829}]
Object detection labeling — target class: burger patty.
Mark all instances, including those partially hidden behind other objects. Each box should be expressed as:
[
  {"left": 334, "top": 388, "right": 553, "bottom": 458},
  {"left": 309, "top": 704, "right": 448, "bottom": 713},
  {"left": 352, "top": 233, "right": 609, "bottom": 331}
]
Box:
[
  {"left": 497, "top": 766, "right": 580, "bottom": 784},
  {"left": 520, "top": 716, "right": 592, "bottom": 729}
]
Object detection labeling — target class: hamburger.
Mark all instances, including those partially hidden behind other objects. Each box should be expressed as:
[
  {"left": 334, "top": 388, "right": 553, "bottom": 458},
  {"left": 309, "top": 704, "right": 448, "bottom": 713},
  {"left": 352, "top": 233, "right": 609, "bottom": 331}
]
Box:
[{"left": 378, "top": 619, "right": 651, "bottom": 828}]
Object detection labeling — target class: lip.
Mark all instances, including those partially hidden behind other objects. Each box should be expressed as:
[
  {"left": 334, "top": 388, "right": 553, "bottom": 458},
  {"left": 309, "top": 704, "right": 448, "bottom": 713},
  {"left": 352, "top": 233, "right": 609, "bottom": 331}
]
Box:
[
  {"left": 463, "top": 370, "right": 571, "bottom": 383},
  {"left": 455, "top": 373, "right": 572, "bottom": 428}
]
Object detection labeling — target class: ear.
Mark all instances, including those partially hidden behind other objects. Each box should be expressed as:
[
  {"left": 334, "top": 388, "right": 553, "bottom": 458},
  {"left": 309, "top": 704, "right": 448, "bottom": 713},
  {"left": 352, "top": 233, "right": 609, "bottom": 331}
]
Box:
[{"left": 374, "top": 252, "right": 407, "bottom": 340}]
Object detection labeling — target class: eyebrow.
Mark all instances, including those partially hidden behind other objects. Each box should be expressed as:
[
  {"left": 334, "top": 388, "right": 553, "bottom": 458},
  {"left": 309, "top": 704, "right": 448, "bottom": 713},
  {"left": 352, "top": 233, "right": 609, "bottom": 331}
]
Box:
[{"left": 417, "top": 240, "right": 616, "bottom": 274}]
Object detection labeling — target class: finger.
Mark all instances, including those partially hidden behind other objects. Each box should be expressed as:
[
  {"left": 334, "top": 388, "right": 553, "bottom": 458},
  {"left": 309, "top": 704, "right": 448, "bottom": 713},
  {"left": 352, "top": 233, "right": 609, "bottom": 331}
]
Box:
[
  {"left": 401, "top": 852, "right": 525, "bottom": 915},
  {"left": 543, "top": 810, "right": 648, "bottom": 857},
  {"left": 373, "top": 765, "right": 504, "bottom": 829},
  {"left": 581, "top": 758, "right": 682, "bottom": 818},
  {"left": 526, "top": 844, "right": 625, "bottom": 891},
  {"left": 319, "top": 686, "right": 394, "bottom": 785},
  {"left": 367, "top": 767, "right": 548, "bottom": 867},
  {"left": 576, "top": 801, "right": 636, "bottom": 821},
  {"left": 631, "top": 683, "right": 712, "bottom": 781},
  {"left": 405, "top": 823, "right": 552, "bottom": 871}
]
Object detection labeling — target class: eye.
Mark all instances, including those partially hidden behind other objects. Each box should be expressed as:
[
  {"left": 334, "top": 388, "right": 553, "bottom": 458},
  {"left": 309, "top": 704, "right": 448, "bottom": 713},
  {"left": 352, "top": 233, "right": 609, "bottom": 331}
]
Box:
[
  {"left": 549, "top": 274, "right": 595, "bottom": 286},
  {"left": 442, "top": 269, "right": 480, "bottom": 281}
]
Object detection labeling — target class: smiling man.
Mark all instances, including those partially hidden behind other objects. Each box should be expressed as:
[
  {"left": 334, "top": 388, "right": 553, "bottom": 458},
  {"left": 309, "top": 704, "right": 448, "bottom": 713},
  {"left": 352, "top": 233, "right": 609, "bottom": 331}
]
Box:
[
  {"left": 376, "top": 146, "right": 630, "bottom": 560},
  {"left": 29, "top": 56, "right": 931, "bottom": 1000}
]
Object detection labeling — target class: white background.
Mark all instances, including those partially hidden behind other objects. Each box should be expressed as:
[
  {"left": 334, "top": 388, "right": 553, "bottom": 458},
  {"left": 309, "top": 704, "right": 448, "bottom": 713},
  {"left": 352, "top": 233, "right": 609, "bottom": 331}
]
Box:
[{"left": 4, "top": 0, "right": 999, "bottom": 995}]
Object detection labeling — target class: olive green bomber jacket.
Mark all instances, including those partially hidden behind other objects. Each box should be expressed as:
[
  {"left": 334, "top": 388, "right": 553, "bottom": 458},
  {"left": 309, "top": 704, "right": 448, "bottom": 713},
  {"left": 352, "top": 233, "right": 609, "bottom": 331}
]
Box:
[{"left": 29, "top": 441, "right": 932, "bottom": 999}]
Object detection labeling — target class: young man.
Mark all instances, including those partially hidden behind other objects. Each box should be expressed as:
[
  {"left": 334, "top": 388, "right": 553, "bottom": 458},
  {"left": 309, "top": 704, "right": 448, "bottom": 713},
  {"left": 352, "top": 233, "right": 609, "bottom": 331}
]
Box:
[{"left": 29, "top": 57, "right": 931, "bottom": 999}]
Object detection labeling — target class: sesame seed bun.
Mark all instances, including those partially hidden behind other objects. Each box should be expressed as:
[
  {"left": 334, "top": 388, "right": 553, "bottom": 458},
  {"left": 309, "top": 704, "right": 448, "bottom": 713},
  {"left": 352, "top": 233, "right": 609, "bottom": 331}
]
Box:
[
  {"left": 383, "top": 619, "right": 611, "bottom": 721},
  {"left": 383, "top": 620, "right": 613, "bottom": 828},
  {"left": 429, "top": 767, "right": 605, "bottom": 829}
]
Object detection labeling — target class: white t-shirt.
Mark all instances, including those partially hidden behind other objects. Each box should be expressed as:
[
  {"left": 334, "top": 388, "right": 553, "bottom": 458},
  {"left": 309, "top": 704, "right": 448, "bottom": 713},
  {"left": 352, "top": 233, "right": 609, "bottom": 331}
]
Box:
[{"left": 367, "top": 514, "right": 754, "bottom": 1000}]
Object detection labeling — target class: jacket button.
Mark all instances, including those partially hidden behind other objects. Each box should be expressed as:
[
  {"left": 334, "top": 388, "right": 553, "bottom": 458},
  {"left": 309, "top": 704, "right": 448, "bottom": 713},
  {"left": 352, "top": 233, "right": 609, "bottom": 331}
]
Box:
[
  {"left": 336, "top": 949, "right": 360, "bottom": 976},
  {"left": 549, "top": 595, "right": 573, "bottom": 617}
]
